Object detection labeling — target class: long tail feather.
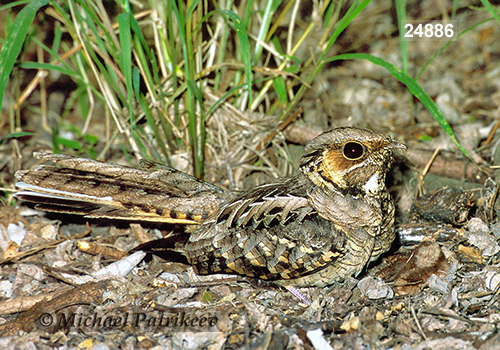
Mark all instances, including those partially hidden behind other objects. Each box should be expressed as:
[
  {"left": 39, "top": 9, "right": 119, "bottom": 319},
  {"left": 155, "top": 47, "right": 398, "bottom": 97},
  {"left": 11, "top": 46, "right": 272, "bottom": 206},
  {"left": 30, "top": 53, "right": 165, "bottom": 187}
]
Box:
[{"left": 15, "top": 152, "right": 233, "bottom": 224}]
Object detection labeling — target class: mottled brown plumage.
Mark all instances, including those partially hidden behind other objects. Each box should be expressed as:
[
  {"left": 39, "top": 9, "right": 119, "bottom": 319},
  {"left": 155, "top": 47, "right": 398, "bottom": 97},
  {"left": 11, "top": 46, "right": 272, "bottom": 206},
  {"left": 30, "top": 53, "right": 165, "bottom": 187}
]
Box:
[{"left": 15, "top": 127, "right": 405, "bottom": 287}]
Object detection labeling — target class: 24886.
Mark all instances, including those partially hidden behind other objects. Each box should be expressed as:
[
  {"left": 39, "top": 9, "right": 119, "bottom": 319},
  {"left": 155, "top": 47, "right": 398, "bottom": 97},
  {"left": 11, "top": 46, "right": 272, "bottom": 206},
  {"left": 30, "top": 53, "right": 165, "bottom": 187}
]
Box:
[{"left": 402, "top": 21, "right": 457, "bottom": 41}]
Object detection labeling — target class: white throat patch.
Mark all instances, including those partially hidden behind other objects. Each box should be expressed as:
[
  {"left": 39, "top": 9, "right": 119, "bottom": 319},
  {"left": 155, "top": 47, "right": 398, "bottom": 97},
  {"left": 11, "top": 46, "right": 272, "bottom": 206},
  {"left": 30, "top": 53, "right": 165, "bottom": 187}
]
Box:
[{"left": 363, "top": 173, "right": 381, "bottom": 194}]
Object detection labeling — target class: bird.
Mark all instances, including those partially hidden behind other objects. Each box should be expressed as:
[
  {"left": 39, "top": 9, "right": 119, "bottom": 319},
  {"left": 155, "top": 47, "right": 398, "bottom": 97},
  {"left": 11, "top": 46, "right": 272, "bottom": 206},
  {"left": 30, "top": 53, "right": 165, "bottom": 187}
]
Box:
[{"left": 15, "top": 126, "right": 406, "bottom": 287}]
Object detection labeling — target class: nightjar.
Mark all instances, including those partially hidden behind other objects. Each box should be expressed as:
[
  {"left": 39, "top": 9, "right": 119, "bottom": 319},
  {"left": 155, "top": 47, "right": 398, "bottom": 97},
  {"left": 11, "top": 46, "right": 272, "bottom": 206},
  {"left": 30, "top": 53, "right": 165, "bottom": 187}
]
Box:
[{"left": 15, "top": 127, "right": 406, "bottom": 287}]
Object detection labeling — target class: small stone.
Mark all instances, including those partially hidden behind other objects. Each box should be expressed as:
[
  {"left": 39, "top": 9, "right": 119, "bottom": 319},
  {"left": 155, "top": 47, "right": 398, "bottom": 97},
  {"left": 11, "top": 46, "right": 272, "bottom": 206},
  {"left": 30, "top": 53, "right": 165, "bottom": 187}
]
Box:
[
  {"left": 466, "top": 218, "right": 490, "bottom": 235},
  {"left": 358, "top": 276, "right": 393, "bottom": 299},
  {"left": 426, "top": 274, "right": 450, "bottom": 294}
]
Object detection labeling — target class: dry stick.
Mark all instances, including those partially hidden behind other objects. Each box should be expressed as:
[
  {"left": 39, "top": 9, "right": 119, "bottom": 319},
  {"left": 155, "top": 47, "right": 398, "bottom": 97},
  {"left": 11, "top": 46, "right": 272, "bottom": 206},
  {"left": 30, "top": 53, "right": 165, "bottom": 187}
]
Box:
[
  {"left": 421, "top": 146, "right": 441, "bottom": 177},
  {"left": 198, "top": 62, "right": 308, "bottom": 86},
  {"left": 482, "top": 106, "right": 500, "bottom": 147},
  {"left": 130, "top": 223, "right": 153, "bottom": 245},
  {"left": 235, "top": 108, "right": 303, "bottom": 171},
  {"left": 0, "top": 280, "right": 112, "bottom": 336},
  {"left": 416, "top": 146, "right": 440, "bottom": 198},
  {"left": 410, "top": 304, "right": 428, "bottom": 341},
  {"left": 42, "top": 265, "right": 86, "bottom": 288},
  {"left": 421, "top": 308, "right": 477, "bottom": 324},
  {"left": 283, "top": 125, "right": 323, "bottom": 145},
  {"left": 13, "top": 70, "right": 49, "bottom": 113},
  {"left": 489, "top": 180, "right": 500, "bottom": 222},
  {"left": 0, "top": 223, "right": 91, "bottom": 265},
  {"left": 254, "top": 108, "right": 303, "bottom": 152},
  {"left": 0, "top": 287, "right": 72, "bottom": 315},
  {"left": 37, "top": 45, "right": 49, "bottom": 133},
  {"left": 14, "top": 45, "right": 79, "bottom": 112},
  {"left": 77, "top": 241, "right": 127, "bottom": 261},
  {"left": 405, "top": 148, "right": 492, "bottom": 184}
]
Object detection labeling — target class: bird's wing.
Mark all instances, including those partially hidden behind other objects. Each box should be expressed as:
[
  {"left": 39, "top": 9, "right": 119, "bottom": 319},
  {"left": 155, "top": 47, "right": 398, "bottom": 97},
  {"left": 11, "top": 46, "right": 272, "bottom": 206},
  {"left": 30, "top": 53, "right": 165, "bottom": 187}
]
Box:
[{"left": 183, "top": 178, "right": 368, "bottom": 282}]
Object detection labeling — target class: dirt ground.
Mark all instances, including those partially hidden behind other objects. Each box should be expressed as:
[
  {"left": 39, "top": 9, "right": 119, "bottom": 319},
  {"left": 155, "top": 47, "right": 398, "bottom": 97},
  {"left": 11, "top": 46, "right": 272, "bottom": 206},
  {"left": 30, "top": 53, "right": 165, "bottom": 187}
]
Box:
[{"left": 1, "top": 0, "right": 500, "bottom": 349}]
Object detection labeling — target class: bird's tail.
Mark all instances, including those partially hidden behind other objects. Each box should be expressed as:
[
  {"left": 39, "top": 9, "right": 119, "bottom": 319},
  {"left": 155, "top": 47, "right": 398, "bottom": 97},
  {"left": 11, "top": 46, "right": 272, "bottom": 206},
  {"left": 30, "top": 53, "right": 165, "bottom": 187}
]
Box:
[{"left": 15, "top": 152, "right": 232, "bottom": 224}]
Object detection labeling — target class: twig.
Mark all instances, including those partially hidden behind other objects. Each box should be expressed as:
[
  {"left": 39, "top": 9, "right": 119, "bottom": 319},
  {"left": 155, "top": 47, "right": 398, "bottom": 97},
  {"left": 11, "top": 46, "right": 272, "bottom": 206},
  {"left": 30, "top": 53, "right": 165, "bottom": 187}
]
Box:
[
  {"left": 255, "top": 108, "right": 303, "bottom": 152},
  {"left": 0, "top": 288, "right": 71, "bottom": 315},
  {"left": 482, "top": 106, "right": 500, "bottom": 147},
  {"left": 489, "top": 180, "right": 500, "bottom": 222},
  {"left": 130, "top": 223, "right": 153, "bottom": 245},
  {"left": 410, "top": 304, "right": 427, "bottom": 341},
  {"left": 0, "top": 224, "right": 92, "bottom": 265},
  {"left": 417, "top": 146, "right": 440, "bottom": 197},
  {"left": 421, "top": 307, "right": 477, "bottom": 324}
]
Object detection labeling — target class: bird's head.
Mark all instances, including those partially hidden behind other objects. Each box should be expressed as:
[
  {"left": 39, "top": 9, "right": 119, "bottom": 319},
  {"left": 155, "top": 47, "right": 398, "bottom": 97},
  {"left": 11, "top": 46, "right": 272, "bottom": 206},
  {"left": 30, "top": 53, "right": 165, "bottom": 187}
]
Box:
[{"left": 300, "top": 127, "right": 406, "bottom": 197}]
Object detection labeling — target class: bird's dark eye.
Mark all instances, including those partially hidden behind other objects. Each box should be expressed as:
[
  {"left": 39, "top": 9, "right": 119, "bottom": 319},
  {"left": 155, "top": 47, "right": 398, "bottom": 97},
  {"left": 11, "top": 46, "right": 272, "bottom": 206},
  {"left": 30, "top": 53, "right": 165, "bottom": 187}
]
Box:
[{"left": 343, "top": 142, "right": 364, "bottom": 160}]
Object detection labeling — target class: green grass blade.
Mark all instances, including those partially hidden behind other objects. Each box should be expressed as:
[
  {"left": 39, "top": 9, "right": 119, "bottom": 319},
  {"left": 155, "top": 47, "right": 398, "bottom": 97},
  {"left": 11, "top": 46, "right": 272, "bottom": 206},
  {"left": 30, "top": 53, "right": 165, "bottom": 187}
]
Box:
[
  {"left": 318, "top": 0, "right": 372, "bottom": 63},
  {"left": 31, "top": 37, "right": 73, "bottom": 70},
  {"left": 205, "top": 77, "right": 272, "bottom": 118},
  {"left": 395, "top": 0, "right": 408, "bottom": 74},
  {"left": 220, "top": 10, "right": 253, "bottom": 107},
  {"left": 187, "top": 78, "right": 205, "bottom": 177},
  {"left": 325, "top": 53, "right": 473, "bottom": 163},
  {"left": 252, "top": 0, "right": 280, "bottom": 65},
  {"left": 137, "top": 91, "right": 169, "bottom": 161},
  {"left": 480, "top": 0, "right": 500, "bottom": 25},
  {"left": 452, "top": 0, "right": 460, "bottom": 19},
  {"left": 0, "top": 0, "right": 50, "bottom": 113},
  {"left": 118, "top": 13, "right": 134, "bottom": 121},
  {"left": 18, "top": 62, "right": 77, "bottom": 76},
  {"left": 129, "top": 14, "right": 157, "bottom": 97},
  {"left": 186, "top": 0, "right": 201, "bottom": 19},
  {"left": 273, "top": 76, "right": 288, "bottom": 105},
  {"left": 0, "top": 1, "right": 32, "bottom": 12},
  {"left": 0, "top": 131, "right": 35, "bottom": 145}
]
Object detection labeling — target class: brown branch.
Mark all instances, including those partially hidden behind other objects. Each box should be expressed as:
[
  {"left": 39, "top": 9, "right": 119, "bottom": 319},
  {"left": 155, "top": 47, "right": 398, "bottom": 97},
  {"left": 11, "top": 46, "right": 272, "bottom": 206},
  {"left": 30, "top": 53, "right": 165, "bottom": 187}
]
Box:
[
  {"left": 0, "top": 280, "right": 112, "bottom": 336},
  {"left": 405, "top": 148, "right": 492, "bottom": 184}
]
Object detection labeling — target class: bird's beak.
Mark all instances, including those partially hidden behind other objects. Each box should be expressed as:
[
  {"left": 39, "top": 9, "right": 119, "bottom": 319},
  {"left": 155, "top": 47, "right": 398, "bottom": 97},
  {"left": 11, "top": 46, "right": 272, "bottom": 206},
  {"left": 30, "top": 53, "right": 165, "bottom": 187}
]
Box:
[{"left": 391, "top": 140, "right": 407, "bottom": 150}]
